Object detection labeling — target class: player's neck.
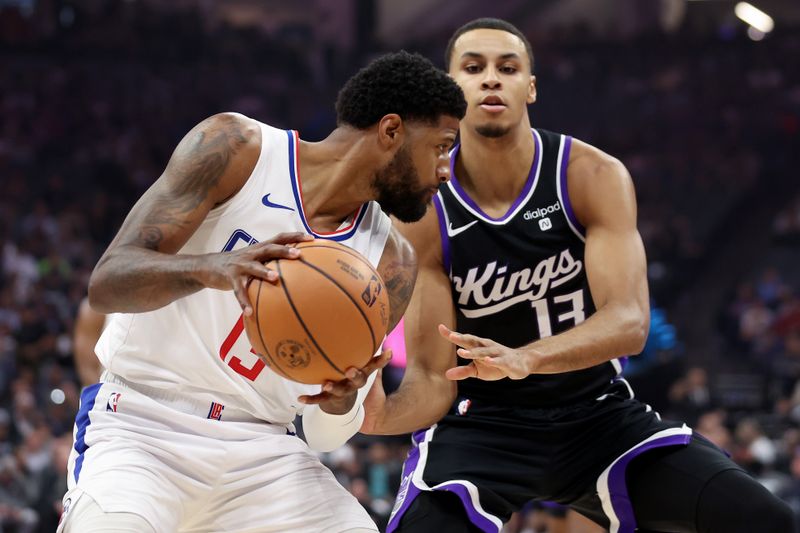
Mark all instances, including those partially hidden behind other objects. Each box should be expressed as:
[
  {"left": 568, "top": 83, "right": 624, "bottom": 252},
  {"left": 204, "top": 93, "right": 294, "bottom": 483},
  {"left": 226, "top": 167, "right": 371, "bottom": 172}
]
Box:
[
  {"left": 295, "top": 130, "right": 377, "bottom": 233},
  {"left": 454, "top": 123, "right": 536, "bottom": 211}
]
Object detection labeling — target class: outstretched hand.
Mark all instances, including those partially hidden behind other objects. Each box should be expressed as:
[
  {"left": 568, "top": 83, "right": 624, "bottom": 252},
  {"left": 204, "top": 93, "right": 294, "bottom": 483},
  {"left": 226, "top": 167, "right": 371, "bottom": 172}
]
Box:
[
  {"left": 439, "top": 324, "right": 532, "bottom": 381},
  {"left": 298, "top": 349, "right": 392, "bottom": 415}
]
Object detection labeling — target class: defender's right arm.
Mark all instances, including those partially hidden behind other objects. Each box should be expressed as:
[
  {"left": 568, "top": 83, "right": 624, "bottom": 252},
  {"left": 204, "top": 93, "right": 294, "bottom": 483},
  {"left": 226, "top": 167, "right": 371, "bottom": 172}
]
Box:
[
  {"left": 89, "top": 113, "right": 309, "bottom": 315},
  {"left": 361, "top": 204, "right": 458, "bottom": 435}
]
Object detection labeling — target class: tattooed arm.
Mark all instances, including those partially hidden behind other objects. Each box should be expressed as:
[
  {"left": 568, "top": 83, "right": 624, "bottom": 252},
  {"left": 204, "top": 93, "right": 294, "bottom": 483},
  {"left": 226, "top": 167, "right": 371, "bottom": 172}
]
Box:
[
  {"left": 361, "top": 211, "right": 458, "bottom": 435},
  {"left": 89, "top": 113, "right": 310, "bottom": 315},
  {"left": 378, "top": 226, "right": 419, "bottom": 333}
]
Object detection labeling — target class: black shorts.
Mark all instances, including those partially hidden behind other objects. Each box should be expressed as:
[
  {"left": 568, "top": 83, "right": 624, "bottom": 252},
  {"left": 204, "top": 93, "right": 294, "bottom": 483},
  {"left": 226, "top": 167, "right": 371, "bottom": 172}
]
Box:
[{"left": 387, "top": 378, "right": 709, "bottom": 533}]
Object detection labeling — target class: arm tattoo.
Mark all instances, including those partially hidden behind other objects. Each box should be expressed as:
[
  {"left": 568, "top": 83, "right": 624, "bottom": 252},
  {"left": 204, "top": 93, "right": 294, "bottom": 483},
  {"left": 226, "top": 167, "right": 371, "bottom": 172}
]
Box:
[
  {"left": 384, "top": 258, "right": 416, "bottom": 330},
  {"left": 128, "top": 116, "right": 249, "bottom": 251}
]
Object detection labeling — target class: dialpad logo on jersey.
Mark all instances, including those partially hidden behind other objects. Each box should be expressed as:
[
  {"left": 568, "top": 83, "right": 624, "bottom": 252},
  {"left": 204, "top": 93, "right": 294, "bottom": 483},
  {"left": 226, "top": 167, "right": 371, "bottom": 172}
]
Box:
[
  {"left": 105, "top": 392, "right": 121, "bottom": 412},
  {"left": 452, "top": 249, "right": 583, "bottom": 318},
  {"left": 361, "top": 274, "right": 383, "bottom": 307},
  {"left": 207, "top": 401, "right": 225, "bottom": 420},
  {"left": 276, "top": 340, "right": 311, "bottom": 368},
  {"left": 523, "top": 201, "right": 561, "bottom": 221}
]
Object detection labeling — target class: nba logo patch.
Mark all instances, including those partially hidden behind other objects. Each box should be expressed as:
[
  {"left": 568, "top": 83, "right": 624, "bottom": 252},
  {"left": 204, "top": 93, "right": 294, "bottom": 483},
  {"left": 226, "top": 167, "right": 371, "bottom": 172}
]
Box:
[
  {"left": 106, "top": 392, "right": 121, "bottom": 412},
  {"left": 207, "top": 402, "right": 225, "bottom": 420},
  {"left": 457, "top": 399, "right": 471, "bottom": 416}
]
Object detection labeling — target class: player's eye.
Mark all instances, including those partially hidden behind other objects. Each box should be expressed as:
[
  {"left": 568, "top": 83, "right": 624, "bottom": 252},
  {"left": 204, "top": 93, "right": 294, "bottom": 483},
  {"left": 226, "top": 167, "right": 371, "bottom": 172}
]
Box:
[
  {"left": 500, "top": 65, "right": 517, "bottom": 74},
  {"left": 464, "top": 64, "right": 481, "bottom": 74}
]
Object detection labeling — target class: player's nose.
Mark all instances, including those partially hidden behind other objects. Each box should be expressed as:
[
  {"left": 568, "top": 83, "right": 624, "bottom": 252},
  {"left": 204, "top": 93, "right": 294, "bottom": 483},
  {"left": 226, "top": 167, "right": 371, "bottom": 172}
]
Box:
[
  {"left": 481, "top": 65, "right": 501, "bottom": 89},
  {"left": 437, "top": 158, "right": 451, "bottom": 183}
]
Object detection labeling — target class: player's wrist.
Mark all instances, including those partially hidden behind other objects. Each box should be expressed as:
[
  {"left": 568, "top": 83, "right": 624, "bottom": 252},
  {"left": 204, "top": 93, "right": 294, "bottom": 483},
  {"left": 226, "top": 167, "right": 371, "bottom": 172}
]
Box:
[{"left": 524, "top": 348, "right": 543, "bottom": 375}]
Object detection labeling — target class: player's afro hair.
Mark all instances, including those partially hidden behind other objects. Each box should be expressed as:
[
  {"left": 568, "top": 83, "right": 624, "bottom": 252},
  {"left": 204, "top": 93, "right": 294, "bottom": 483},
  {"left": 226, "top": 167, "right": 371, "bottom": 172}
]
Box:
[{"left": 335, "top": 51, "right": 466, "bottom": 129}]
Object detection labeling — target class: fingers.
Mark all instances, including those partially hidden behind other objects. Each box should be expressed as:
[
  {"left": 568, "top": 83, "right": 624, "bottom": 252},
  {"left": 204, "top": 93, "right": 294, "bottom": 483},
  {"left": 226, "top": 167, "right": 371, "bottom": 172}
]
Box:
[
  {"left": 249, "top": 243, "right": 302, "bottom": 262},
  {"left": 268, "top": 232, "right": 314, "bottom": 245},
  {"left": 239, "top": 262, "right": 279, "bottom": 283},
  {"left": 445, "top": 363, "right": 478, "bottom": 381},
  {"left": 297, "top": 392, "right": 327, "bottom": 405},
  {"left": 437, "top": 324, "right": 487, "bottom": 349},
  {"left": 363, "top": 349, "right": 393, "bottom": 374},
  {"left": 300, "top": 351, "right": 392, "bottom": 403},
  {"left": 455, "top": 346, "right": 498, "bottom": 361},
  {"left": 230, "top": 275, "right": 253, "bottom": 316}
]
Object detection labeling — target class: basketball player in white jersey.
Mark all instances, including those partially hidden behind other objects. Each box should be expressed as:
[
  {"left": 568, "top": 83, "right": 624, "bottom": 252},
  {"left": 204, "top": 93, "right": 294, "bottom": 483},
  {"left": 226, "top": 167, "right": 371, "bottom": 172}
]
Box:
[
  {"left": 73, "top": 297, "right": 105, "bottom": 387},
  {"left": 58, "top": 51, "right": 465, "bottom": 533}
]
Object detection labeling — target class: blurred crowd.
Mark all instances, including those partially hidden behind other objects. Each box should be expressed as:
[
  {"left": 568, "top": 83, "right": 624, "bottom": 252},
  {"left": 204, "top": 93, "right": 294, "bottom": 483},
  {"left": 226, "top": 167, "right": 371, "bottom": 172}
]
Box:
[{"left": 1, "top": 2, "right": 800, "bottom": 531}]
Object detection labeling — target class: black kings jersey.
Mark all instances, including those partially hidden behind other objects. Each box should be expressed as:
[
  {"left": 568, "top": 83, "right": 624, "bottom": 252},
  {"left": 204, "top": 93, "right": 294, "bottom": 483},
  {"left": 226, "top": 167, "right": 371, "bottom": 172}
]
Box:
[{"left": 434, "top": 129, "right": 623, "bottom": 408}]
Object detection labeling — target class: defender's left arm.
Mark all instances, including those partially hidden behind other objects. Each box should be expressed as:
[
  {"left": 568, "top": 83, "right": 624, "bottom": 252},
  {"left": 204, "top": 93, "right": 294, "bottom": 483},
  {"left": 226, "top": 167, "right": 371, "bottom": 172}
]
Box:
[{"left": 444, "top": 139, "right": 649, "bottom": 380}]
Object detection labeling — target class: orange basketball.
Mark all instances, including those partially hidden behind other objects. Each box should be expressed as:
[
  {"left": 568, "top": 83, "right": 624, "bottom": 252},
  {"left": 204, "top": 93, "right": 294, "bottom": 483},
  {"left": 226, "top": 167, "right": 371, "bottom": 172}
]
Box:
[{"left": 244, "top": 240, "right": 390, "bottom": 385}]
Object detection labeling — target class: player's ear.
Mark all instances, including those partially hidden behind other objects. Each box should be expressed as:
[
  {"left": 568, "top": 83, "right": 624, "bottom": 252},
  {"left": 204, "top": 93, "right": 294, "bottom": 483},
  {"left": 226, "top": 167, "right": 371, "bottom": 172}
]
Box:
[
  {"left": 378, "top": 114, "right": 404, "bottom": 149},
  {"left": 527, "top": 75, "right": 537, "bottom": 104}
]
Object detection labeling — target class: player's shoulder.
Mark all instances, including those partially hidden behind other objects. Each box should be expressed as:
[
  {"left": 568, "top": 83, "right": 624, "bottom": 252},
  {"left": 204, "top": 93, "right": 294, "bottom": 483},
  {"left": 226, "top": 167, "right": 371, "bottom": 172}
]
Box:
[
  {"left": 567, "top": 138, "right": 629, "bottom": 186},
  {"left": 195, "top": 112, "right": 261, "bottom": 139},
  {"left": 566, "top": 138, "right": 637, "bottom": 227},
  {"left": 383, "top": 222, "right": 418, "bottom": 269}
]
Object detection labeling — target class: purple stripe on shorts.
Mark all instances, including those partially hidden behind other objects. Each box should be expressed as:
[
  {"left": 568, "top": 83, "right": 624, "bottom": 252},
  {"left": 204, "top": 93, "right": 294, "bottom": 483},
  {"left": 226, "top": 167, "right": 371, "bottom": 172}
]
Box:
[
  {"left": 386, "top": 445, "right": 423, "bottom": 532},
  {"left": 606, "top": 433, "right": 692, "bottom": 533},
  {"left": 432, "top": 195, "right": 451, "bottom": 274},
  {"left": 559, "top": 136, "right": 586, "bottom": 236},
  {"left": 435, "top": 482, "right": 501, "bottom": 533},
  {"left": 448, "top": 130, "right": 540, "bottom": 223}
]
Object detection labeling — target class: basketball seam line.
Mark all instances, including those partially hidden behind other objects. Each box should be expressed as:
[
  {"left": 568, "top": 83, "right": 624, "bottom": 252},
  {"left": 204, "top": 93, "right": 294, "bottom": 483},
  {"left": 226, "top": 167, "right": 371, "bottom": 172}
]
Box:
[
  {"left": 253, "top": 278, "right": 294, "bottom": 381},
  {"left": 277, "top": 261, "right": 346, "bottom": 377},
  {"left": 298, "top": 258, "right": 378, "bottom": 355},
  {"left": 298, "top": 243, "right": 382, "bottom": 279}
]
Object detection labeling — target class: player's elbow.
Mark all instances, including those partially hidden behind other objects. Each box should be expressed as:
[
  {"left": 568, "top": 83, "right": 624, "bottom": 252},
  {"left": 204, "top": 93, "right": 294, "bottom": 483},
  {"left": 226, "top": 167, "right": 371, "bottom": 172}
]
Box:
[
  {"left": 622, "top": 308, "right": 649, "bottom": 355},
  {"left": 87, "top": 262, "right": 116, "bottom": 314},
  {"left": 87, "top": 276, "right": 110, "bottom": 313}
]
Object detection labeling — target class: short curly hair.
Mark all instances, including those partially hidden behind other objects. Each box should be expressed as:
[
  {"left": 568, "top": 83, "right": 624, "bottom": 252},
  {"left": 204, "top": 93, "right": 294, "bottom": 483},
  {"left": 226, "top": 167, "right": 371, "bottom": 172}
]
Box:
[{"left": 335, "top": 51, "right": 466, "bottom": 129}]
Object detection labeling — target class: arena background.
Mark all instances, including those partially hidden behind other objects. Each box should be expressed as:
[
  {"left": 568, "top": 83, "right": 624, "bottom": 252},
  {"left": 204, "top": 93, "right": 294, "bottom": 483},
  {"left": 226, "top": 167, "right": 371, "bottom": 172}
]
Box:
[{"left": 1, "top": 0, "right": 799, "bottom": 531}]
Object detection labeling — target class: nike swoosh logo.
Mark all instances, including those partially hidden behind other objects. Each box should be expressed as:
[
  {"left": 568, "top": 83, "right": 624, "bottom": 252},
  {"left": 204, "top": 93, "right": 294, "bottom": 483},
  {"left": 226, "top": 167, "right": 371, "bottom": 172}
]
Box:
[
  {"left": 261, "top": 194, "right": 295, "bottom": 211},
  {"left": 447, "top": 220, "right": 478, "bottom": 237}
]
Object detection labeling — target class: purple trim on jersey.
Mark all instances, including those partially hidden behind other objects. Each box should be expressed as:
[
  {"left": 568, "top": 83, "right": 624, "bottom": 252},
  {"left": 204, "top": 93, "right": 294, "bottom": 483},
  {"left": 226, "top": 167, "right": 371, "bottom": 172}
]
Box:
[
  {"left": 559, "top": 136, "right": 586, "bottom": 235},
  {"left": 432, "top": 194, "right": 451, "bottom": 273},
  {"left": 73, "top": 383, "right": 101, "bottom": 482},
  {"left": 448, "top": 130, "right": 540, "bottom": 223},
  {"left": 618, "top": 356, "right": 629, "bottom": 372},
  {"left": 605, "top": 433, "right": 692, "bottom": 533},
  {"left": 285, "top": 130, "right": 367, "bottom": 242}
]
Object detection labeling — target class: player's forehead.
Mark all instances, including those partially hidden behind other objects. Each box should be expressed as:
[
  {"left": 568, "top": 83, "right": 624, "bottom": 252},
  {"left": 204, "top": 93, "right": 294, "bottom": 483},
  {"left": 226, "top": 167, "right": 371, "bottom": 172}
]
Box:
[{"left": 452, "top": 28, "right": 528, "bottom": 64}]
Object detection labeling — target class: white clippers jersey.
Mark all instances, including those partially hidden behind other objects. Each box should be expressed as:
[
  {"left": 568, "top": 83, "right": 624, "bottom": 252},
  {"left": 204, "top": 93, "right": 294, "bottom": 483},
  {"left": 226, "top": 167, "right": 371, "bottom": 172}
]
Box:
[{"left": 95, "top": 122, "right": 392, "bottom": 425}]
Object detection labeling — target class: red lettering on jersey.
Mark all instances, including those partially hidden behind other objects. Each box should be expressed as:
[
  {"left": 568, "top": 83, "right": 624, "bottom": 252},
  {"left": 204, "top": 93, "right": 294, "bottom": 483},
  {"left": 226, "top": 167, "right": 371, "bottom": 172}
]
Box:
[{"left": 219, "top": 315, "right": 266, "bottom": 381}]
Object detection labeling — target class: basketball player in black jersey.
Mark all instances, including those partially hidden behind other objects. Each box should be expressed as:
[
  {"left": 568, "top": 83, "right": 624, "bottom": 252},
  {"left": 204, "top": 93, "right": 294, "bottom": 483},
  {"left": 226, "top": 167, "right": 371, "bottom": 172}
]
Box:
[{"left": 361, "top": 18, "right": 794, "bottom": 533}]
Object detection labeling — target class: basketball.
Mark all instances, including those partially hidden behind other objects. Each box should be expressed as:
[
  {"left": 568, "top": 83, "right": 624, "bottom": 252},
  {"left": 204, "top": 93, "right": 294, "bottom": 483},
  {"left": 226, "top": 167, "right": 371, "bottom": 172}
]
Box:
[{"left": 244, "top": 240, "right": 390, "bottom": 385}]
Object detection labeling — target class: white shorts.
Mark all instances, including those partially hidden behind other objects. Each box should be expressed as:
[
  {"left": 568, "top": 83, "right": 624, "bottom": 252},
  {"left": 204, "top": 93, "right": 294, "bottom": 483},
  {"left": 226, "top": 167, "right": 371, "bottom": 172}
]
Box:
[{"left": 60, "top": 376, "right": 377, "bottom": 532}]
